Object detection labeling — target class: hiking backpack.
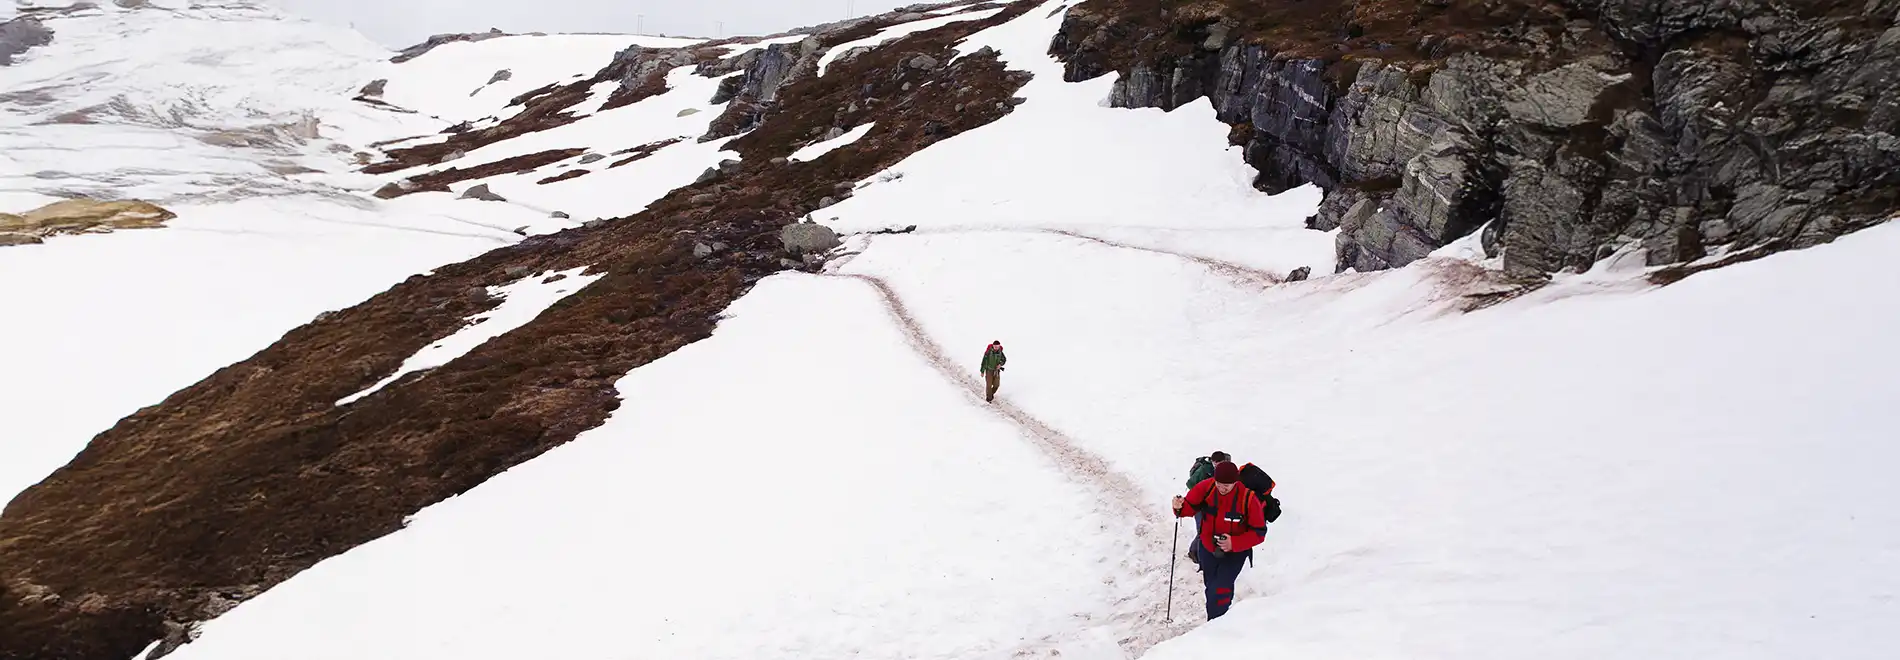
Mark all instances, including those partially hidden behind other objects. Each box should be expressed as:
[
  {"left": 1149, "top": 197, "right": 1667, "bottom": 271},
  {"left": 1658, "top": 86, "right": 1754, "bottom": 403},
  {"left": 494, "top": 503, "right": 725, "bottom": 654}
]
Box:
[
  {"left": 1238, "top": 463, "right": 1282, "bottom": 523},
  {"left": 1185, "top": 456, "right": 1216, "bottom": 488}
]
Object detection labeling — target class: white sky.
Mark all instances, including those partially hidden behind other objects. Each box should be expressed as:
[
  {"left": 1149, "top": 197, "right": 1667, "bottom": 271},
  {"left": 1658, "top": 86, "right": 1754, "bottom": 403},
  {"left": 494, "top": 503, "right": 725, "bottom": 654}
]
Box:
[{"left": 268, "top": 0, "right": 922, "bottom": 47}]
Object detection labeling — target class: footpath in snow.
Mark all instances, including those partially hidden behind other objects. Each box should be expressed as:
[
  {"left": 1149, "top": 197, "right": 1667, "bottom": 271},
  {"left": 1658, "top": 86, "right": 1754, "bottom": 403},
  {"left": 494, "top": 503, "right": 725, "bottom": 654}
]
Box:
[{"left": 163, "top": 275, "right": 1136, "bottom": 660}]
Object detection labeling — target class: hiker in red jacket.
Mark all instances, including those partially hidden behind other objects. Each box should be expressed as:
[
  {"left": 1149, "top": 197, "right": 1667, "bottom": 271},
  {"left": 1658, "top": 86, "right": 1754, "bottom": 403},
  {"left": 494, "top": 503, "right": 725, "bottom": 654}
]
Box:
[{"left": 1172, "top": 461, "right": 1267, "bottom": 620}]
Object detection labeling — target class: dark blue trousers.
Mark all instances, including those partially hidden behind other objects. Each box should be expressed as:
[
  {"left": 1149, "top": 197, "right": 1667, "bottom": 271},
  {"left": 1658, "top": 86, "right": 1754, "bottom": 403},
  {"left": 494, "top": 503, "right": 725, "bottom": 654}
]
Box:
[{"left": 1191, "top": 541, "right": 1248, "bottom": 620}]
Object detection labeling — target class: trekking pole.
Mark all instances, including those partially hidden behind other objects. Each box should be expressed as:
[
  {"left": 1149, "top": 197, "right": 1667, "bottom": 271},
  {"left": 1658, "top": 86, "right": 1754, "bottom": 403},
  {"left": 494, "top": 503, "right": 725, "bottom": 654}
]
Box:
[{"left": 1165, "top": 517, "right": 1179, "bottom": 622}]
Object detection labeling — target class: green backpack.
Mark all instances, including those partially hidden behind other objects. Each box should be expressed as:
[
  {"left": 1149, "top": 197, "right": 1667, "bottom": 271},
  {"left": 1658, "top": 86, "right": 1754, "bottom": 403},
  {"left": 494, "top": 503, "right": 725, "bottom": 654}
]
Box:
[{"left": 1185, "top": 456, "right": 1216, "bottom": 488}]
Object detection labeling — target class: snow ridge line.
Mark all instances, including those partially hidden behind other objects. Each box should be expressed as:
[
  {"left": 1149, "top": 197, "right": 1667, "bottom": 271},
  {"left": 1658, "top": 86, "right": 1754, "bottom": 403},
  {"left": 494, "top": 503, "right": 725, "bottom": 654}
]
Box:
[{"left": 831, "top": 271, "right": 1200, "bottom": 656}]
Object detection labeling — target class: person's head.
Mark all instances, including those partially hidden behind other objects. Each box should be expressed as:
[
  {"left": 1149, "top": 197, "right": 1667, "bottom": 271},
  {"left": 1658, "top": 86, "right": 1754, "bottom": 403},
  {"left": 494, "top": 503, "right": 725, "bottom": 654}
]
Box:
[
  {"left": 1209, "top": 451, "right": 1229, "bottom": 463},
  {"left": 1213, "top": 461, "right": 1239, "bottom": 494}
]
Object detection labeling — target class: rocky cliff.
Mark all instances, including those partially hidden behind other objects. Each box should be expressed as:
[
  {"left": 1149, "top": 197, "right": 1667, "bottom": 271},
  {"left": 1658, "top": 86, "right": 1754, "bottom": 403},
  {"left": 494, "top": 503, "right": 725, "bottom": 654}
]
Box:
[{"left": 1053, "top": 0, "right": 1900, "bottom": 276}]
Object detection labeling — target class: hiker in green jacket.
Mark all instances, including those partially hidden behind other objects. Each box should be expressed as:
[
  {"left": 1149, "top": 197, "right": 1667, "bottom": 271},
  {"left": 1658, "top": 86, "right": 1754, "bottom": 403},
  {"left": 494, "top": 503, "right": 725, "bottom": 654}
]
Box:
[{"left": 980, "top": 340, "right": 1007, "bottom": 402}]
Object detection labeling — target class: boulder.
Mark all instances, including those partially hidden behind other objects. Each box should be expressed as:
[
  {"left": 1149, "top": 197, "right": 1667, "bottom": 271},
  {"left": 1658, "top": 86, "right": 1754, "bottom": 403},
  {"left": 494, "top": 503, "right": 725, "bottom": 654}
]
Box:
[
  {"left": 0, "top": 17, "right": 54, "bottom": 67},
  {"left": 487, "top": 69, "right": 513, "bottom": 85},
  {"left": 907, "top": 54, "right": 940, "bottom": 70},
  {"left": 578, "top": 153, "right": 605, "bottom": 164},
  {"left": 822, "top": 126, "right": 846, "bottom": 141},
  {"left": 459, "top": 184, "right": 508, "bottom": 202},
  {"left": 780, "top": 221, "right": 842, "bottom": 255},
  {"left": 551, "top": 211, "right": 571, "bottom": 219},
  {"left": 358, "top": 79, "right": 388, "bottom": 97},
  {"left": 1284, "top": 266, "right": 1312, "bottom": 282}
]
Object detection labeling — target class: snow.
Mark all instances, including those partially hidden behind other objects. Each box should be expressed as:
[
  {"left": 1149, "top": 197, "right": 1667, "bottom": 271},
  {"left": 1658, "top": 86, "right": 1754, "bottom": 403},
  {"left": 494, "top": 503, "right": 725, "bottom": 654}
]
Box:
[
  {"left": 337, "top": 266, "right": 601, "bottom": 406},
  {"left": 167, "top": 274, "right": 1133, "bottom": 660},
  {"left": 0, "top": 1, "right": 440, "bottom": 204},
  {"left": 11, "top": 1, "right": 1900, "bottom": 659},
  {"left": 0, "top": 195, "right": 566, "bottom": 504},
  {"left": 816, "top": 0, "right": 1328, "bottom": 276},
  {"left": 790, "top": 122, "right": 876, "bottom": 162},
  {"left": 839, "top": 222, "right": 1900, "bottom": 659},
  {"left": 414, "top": 65, "right": 744, "bottom": 222},
  {"left": 377, "top": 34, "right": 700, "bottom": 123},
  {"left": 815, "top": 7, "right": 1005, "bottom": 76}
]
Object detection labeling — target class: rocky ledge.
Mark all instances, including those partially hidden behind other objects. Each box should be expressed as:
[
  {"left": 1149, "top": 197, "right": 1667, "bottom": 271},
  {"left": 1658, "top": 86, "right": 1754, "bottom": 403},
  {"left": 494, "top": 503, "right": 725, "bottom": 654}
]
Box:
[
  {"left": 0, "top": 199, "right": 176, "bottom": 246},
  {"left": 1054, "top": 0, "right": 1900, "bottom": 276}
]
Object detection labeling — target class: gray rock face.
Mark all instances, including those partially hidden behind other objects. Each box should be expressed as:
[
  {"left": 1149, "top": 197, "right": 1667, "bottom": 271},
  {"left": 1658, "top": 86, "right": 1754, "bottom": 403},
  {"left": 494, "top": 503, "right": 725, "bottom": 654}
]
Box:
[
  {"left": 358, "top": 79, "right": 388, "bottom": 98},
  {"left": 1, "top": 17, "right": 54, "bottom": 66},
  {"left": 907, "top": 54, "right": 941, "bottom": 70},
  {"left": 578, "top": 153, "right": 605, "bottom": 164},
  {"left": 1053, "top": 1, "right": 1900, "bottom": 277},
  {"left": 459, "top": 184, "right": 507, "bottom": 202},
  {"left": 391, "top": 28, "right": 506, "bottom": 64},
  {"left": 487, "top": 69, "right": 513, "bottom": 85},
  {"left": 551, "top": 211, "right": 571, "bottom": 219},
  {"left": 607, "top": 46, "right": 696, "bottom": 97},
  {"left": 1285, "top": 266, "right": 1312, "bottom": 282},
  {"left": 702, "top": 41, "right": 821, "bottom": 140},
  {"left": 780, "top": 221, "right": 842, "bottom": 255}
]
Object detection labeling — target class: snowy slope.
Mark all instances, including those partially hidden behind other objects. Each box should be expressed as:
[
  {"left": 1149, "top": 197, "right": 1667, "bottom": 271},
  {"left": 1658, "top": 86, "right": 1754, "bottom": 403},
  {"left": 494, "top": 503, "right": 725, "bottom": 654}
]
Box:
[
  {"left": 376, "top": 33, "right": 702, "bottom": 124},
  {"left": 9, "top": 0, "right": 1898, "bottom": 658},
  {"left": 0, "top": 3, "right": 664, "bottom": 503},
  {"left": 165, "top": 274, "right": 1135, "bottom": 660}
]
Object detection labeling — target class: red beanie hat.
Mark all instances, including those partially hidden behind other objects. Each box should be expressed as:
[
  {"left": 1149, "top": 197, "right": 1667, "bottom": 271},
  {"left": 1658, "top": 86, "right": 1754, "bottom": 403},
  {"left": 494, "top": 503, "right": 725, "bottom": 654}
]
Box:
[{"left": 1213, "top": 461, "right": 1240, "bottom": 484}]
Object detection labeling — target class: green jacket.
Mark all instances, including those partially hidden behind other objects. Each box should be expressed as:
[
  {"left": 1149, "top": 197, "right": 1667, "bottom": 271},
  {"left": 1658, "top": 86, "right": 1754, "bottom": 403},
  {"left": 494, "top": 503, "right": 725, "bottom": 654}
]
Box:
[{"left": 980, "top": 346, "right": 1007, "bottom": 373}]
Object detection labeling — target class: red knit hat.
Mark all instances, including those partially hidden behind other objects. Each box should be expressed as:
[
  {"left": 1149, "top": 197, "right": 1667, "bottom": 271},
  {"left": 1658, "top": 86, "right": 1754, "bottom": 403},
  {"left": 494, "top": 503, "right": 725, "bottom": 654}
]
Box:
[{"left": 1213, "top": 461, "right": 1240, "bottom": 484}]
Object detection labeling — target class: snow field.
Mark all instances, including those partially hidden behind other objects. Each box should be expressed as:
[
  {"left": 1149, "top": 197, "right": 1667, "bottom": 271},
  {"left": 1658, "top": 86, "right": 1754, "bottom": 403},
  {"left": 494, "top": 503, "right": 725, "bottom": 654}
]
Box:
[
  {"left": 841, "top": 223, "right": 1900, "bottom": 660},
  {"left": 382, "top": 66, "right": 743, "bottom": 222},
  {"left": 166, "top": 274, "right": 1134, "bottom": 660},
  {"left": 815, "top": 7, "right": 1007, "bottom": 76},
  {"left": 819, "top": 0, "right": 1328, "bottom": 276},
  {"left": 338, "top": 266, "right": 602, "bottom": 405},
  {"left": 377, "top": 34, "right": 700, "bottom": 123},
  {"left": 0, "top": 2, "right": 441, "bottom": 203},
  {"left": 0, "top": 195, "right": 563, "bottom": 504}
]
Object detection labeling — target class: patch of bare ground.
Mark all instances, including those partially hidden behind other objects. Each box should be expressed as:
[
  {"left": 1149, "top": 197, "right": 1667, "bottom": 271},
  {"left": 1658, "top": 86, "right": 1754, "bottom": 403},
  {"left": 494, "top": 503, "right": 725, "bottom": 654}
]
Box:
[
  {"left": 376, "top": 148, "right": 587, "bottom": 198},
  {"left": 536, "top": 169, "right": 593, "bottom": 185},
  {"left": 0, "top": 4, "right": 1034, "bottom": 658},
  {"left": 608, "top": 137, "right": 685, "bottom": 168},
  {"left": 1055, "top": 0, "right": 1576, "bottom": 78}
]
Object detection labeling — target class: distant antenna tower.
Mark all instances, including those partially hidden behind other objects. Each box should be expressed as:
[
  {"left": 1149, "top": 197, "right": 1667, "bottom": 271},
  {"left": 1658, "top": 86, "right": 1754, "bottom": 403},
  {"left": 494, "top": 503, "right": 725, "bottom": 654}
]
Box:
[
  {"left": 847, "top": 0, "right": 855, "bottom": 17},
  {"left": 716, "top": 20, "right": 724, "bottom": 37},
  {"left": 636, "top": 14, "right": 644, "bottom": 34}
]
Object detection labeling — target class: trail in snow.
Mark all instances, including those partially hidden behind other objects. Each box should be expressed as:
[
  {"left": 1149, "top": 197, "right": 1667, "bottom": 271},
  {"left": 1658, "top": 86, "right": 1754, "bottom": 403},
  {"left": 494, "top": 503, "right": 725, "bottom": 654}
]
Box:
[
  {"left": 1047, "top": 230, "right": 1288, "bottom": 289},
  {"left": 833, "top": 270, "right": 1204, "bottom": 655}
]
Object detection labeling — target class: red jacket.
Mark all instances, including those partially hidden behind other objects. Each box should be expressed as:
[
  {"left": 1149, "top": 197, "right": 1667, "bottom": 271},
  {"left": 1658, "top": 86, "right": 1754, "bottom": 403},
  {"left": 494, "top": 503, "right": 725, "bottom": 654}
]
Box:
[{"left": 1175, "top": 478, "right": 1268, "bottom": 554}]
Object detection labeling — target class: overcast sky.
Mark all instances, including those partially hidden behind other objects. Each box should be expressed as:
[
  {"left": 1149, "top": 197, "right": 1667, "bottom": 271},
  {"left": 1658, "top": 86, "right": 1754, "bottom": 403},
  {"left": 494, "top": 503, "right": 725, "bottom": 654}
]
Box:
[{"left": 270, "top": 0, "right": 920, "bottom": 47}]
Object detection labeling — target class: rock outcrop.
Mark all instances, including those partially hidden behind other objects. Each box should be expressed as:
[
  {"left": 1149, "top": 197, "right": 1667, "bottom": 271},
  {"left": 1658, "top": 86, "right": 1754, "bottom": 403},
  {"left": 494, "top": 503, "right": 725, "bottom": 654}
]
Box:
[
  {"left": 391, "top": 28, "right": 507, "bottom": 64},
  {"left": 1054, "top": 0, "right": 1900, "bottom": 277},
  {"left": 0, "top": 199, "right": 176, "bottom": 246},
  {"left": 780, "top": 219, "right": 843, "bottom": 255},
  {"left": 701, "top": 38, "right": 825, "bottom": 141},
  {"left": 0, "top": 16, "right": 54, "bottom": 66}
]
